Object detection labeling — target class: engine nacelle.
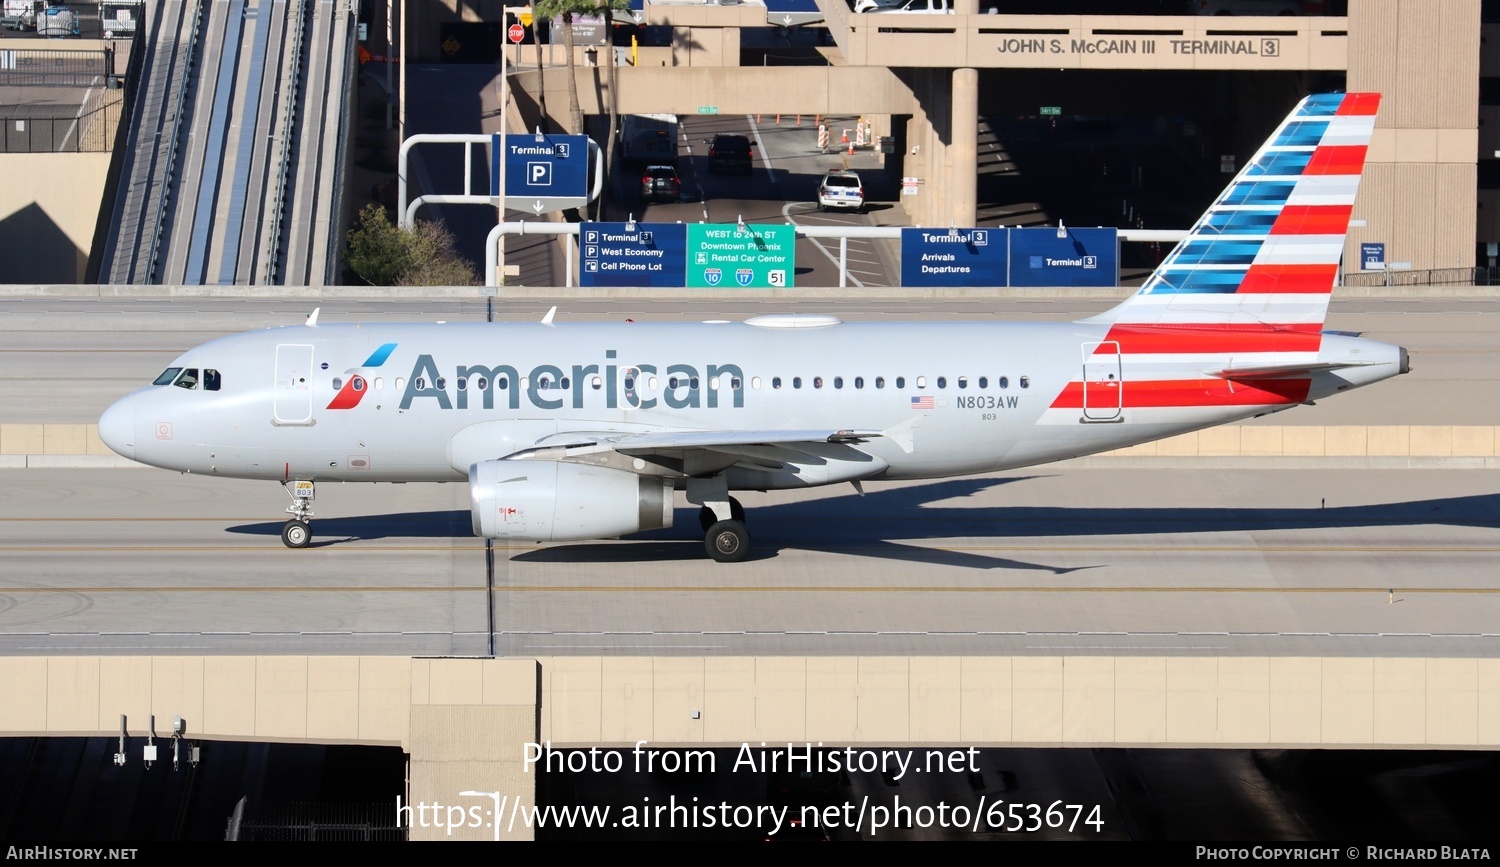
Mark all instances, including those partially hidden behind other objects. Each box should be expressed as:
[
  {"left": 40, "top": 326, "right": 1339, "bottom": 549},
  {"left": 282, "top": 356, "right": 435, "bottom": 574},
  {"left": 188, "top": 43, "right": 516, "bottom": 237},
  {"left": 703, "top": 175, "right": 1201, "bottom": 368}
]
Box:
[{"left": 469, "top": 459, "right": 674, "bottom": 542}]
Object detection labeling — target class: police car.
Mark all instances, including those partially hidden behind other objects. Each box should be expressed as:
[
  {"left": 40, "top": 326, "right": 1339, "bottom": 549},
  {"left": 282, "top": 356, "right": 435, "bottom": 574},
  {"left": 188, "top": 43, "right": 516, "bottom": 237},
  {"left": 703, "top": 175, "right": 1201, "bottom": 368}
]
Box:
[{"left": 816, "top": 170, "right": 865, "bottom": 212}]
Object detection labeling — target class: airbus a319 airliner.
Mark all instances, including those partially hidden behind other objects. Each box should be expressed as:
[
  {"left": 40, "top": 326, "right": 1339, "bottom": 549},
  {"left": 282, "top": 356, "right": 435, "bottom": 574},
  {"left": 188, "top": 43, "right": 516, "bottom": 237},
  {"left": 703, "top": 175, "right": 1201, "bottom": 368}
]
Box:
[{"left": 99, "top": 92, "right": 1406, "bottom": 562}]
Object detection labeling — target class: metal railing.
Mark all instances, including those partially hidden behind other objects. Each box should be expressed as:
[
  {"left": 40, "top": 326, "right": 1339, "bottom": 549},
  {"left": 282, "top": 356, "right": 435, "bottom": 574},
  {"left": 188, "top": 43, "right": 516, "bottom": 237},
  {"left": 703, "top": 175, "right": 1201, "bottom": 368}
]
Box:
[
  {"left": 0, "top": 48, "right": 111, "bottom": 87},
  {"left": 1342, "top": 266, "right": 1500, "bottom": 288},
  {"left": 0, "top": 98, "right": 122, "bottom": 153}
]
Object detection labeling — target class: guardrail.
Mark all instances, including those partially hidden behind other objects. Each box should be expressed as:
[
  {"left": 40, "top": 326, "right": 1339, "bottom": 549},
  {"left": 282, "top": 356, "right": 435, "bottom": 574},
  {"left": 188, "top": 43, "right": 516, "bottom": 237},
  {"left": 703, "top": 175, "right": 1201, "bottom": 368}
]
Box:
[
  {"left": 1342, "top": 266, "right": 1500, "bottom": 288},
  {"left": 0, "top": 48, "right": 110, "bottom": 87},
  {"left": 0, "top": 97, "right": 121, "bottom": 152}
]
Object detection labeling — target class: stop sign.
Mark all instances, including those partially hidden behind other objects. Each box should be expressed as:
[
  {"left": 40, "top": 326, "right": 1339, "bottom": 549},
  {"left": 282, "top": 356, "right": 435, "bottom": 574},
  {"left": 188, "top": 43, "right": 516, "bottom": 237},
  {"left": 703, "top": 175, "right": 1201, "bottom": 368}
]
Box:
[{"left": 508, "top": 23, "right": 525, "bottom": 43}]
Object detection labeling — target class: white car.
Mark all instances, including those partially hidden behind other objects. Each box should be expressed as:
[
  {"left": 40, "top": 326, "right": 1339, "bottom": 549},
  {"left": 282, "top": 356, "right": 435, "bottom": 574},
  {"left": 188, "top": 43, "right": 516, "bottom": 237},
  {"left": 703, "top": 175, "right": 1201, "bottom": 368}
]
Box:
[
  {"left": 860, "top": 0, "right": 951, "bottom": 12},
  {"left": 817, "top": 170, "right": 865, "bottom": 212}
]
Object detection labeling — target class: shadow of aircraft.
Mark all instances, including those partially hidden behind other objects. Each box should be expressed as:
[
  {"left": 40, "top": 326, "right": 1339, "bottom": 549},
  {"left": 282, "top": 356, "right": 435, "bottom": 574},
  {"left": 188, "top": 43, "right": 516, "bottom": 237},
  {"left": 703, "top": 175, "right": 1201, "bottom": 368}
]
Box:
[{"left": 225, "top": 477, "right": 1500, "bottom": 571}]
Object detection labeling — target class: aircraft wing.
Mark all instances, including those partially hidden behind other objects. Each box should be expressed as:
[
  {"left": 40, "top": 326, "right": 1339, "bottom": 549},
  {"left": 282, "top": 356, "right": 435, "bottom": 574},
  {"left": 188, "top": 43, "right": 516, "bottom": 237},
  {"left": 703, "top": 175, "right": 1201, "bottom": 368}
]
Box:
[
  {"left": 610, "top": 429, "right": 882, "bottom": 450},
  {"left": 501, "top": 420, "right": 919, "bottom": 479}
]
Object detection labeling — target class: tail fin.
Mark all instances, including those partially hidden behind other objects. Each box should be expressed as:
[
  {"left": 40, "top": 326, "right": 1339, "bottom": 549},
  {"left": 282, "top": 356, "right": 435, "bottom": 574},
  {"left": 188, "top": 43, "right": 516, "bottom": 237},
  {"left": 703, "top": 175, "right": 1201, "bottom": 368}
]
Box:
[{"left": 1086, "top": 92, "right": 1380, "bottom": 332}]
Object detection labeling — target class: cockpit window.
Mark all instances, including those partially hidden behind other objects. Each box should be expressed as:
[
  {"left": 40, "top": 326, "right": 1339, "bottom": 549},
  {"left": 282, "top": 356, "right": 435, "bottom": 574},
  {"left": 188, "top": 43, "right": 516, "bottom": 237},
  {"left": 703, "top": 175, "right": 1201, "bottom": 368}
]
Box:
[
  {"left": 204, "top": 369, "right": 221, "bottom": 391},
  {"left": 174, "top": 368, "right": 199, "bottom": 390},
  {"left": 153, "top": 368, "right": 183, "bottom": 386}
]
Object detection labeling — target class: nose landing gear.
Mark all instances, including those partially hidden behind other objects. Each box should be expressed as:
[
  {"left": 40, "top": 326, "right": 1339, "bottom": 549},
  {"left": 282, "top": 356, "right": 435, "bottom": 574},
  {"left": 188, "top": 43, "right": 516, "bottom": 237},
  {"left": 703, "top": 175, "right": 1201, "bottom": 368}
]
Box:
[{"left": 281, "top": 480, "right": 315, "bottom": 548}]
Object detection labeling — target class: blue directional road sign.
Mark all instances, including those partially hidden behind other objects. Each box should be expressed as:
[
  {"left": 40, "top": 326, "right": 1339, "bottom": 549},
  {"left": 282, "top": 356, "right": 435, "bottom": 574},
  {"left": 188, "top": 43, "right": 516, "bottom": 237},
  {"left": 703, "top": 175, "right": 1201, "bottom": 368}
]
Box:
[
  {"left": 1360, "top": 242, "right": 1385, "bottom": 270},
  {"left": 579, "top": 222, "right": 688, "bottom": 287},
  {"left": 900, "top": 227, "right": 1008, "bottom": 288},
  {"left": 1009, "top": 227, "right": 1118, "bottom": 287},
  {"left": 491, "top": 133, "right": 591, "bottom": 214}
]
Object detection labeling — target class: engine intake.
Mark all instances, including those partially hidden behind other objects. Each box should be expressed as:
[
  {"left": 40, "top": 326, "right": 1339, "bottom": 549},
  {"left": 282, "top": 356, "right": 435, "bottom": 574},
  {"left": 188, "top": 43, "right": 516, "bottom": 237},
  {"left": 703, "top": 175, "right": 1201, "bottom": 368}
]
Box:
[{"left": 469, "top": 459, "right": 674, "bottom": 542}]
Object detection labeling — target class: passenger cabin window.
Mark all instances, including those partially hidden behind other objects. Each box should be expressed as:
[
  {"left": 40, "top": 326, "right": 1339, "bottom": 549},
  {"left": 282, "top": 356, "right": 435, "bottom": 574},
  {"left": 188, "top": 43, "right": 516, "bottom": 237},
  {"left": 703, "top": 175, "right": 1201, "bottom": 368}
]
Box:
[
  {"left": 204, "top": 369, "right": 221, "bottom": 391},
  {"left": 153, "top": 368, "right": 183, "bottom": 386},
  {"left": 174, "top": 369, "right": 199, "bottom": 390}
]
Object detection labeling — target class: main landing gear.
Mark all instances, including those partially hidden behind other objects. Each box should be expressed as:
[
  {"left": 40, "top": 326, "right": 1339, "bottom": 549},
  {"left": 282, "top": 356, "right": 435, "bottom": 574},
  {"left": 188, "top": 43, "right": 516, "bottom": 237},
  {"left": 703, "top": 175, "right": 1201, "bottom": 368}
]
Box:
[
  {"left": 697, "top": 497, "right": 748, "bottom": 563},
  {"left": 281, "top": 480, "right": 315, "bottom": 548},
  {"left": 688, "top": 477, "right": 749, "bottom": 563}
]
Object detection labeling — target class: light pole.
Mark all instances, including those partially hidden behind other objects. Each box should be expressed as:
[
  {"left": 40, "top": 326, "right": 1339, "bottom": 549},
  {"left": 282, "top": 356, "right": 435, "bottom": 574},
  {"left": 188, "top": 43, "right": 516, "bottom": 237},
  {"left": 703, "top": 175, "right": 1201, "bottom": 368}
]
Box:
[{"left": 498, "top": 12, "right": 510, "bottom": 286}]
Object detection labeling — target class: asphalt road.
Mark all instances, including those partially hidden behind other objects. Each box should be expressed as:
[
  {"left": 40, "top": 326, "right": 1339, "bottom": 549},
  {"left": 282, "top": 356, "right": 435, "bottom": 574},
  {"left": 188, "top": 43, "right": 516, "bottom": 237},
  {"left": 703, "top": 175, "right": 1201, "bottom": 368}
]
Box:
[
  {"left": 2, "top": 465, "right": 1496, "bottom": 657},
  {"left": 2, "top": 293, "right": 1496, "bottom": 657}
]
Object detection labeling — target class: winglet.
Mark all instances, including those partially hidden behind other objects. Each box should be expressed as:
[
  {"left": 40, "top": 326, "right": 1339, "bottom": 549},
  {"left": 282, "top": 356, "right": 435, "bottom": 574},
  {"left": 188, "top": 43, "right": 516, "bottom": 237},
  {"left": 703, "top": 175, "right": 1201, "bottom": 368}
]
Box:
[
  {"left": 541, "top": 306, "right": 557, "bottom": 326},
  {"left": 305, "top": 307, "right": 320, "bottom": 327}
]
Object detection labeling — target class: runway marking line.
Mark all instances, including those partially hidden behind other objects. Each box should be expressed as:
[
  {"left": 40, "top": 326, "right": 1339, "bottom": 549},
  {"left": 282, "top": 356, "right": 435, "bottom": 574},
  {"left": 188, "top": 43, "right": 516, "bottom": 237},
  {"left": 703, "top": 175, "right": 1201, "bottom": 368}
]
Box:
[
  {"left": 0, "top": 541, "right": 1495, "bottom": 554},
  {"left": 2, "top": 585, "right": 1499, "bottom": 594}
]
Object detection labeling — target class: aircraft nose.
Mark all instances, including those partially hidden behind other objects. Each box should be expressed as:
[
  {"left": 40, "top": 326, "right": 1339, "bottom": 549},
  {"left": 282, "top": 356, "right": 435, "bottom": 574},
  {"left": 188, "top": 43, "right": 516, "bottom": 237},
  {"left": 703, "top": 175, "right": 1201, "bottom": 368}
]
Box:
[{"left": 98, "top": 396, "right": 135, "bottom": 460}]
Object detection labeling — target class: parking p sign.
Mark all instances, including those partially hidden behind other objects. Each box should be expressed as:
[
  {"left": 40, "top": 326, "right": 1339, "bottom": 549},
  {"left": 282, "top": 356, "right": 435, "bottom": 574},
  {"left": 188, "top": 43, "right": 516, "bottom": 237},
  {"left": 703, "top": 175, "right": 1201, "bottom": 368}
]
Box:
[{"left": 491, "top": 133, "right": 591, "bottom": 213}]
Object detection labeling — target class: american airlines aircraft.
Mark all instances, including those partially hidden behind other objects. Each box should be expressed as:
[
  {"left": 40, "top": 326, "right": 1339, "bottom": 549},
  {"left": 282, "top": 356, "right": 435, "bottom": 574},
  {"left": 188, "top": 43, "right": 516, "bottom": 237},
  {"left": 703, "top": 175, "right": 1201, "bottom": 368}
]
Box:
[{"left": 98, "top": 92, "right": 1406, "bottom": 562}]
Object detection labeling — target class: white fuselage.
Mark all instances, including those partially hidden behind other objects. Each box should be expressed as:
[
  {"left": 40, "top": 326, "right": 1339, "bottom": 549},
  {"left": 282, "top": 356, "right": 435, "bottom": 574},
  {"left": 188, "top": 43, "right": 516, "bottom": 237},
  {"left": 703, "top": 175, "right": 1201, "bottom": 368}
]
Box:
[{"left": 97, "top": 318, "right": 1406, "bottom": 489}]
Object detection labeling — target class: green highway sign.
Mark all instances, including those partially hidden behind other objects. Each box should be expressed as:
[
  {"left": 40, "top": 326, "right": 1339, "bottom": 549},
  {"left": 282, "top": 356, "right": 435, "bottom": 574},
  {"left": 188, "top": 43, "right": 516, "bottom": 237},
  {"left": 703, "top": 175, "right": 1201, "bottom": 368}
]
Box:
[
  {"left": 1040, "top": 106, "right": 1062, "bottom": 116},
  {"left": 697, "top": 106, "right": 719, "bottom": 115},
  {"left": 687, "top": 223, "right": 794, "bottom": 288}
]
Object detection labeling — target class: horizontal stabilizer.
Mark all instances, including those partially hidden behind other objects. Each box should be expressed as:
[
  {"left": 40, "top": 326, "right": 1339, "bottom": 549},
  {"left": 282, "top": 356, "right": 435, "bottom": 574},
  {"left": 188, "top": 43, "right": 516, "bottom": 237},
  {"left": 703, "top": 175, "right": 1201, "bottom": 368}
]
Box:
[{"left": 1208, "top": 360, "right": 1379, "bottom": 380}]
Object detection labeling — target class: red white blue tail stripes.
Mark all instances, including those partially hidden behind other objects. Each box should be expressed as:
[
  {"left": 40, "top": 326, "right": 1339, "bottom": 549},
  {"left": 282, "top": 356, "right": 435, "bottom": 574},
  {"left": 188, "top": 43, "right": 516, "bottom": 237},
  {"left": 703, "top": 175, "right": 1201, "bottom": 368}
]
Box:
[
  {"left": 1053, "top": 93, "right": 1379, "bottom": 419},
  {"left": 1090, "top": 92, "right": 1378, "bottom": 333}
]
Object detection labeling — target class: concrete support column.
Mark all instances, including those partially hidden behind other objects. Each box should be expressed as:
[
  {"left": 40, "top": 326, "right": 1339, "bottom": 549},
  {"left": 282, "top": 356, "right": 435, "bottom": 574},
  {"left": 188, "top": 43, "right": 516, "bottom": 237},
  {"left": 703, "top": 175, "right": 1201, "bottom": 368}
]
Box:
[{"left": 950, "top": 67, "right": 978, "bottom": 229}]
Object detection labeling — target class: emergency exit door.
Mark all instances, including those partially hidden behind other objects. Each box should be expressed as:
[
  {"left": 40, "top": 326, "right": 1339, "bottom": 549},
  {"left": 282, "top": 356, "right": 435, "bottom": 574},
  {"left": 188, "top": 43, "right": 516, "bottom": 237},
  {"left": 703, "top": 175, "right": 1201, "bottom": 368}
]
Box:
[
  {"left": 1081, "top": 341, "right": 1122, "bottom": 422},
  {"left": 273, "top": 344, "right": 314, "bottom": 425}
]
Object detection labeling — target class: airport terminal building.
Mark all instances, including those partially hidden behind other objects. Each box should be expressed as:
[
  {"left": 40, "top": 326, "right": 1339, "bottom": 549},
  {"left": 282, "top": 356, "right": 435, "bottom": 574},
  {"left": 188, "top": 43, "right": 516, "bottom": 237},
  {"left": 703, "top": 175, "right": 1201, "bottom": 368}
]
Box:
[{"left": 0, "top": 0, "right": 1494, "bottom": 285}]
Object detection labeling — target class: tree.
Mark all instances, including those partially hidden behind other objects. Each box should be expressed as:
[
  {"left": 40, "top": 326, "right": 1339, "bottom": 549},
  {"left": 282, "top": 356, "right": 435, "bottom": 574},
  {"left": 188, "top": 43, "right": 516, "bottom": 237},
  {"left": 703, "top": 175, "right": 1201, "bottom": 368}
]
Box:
[
  {"left": 531, "top": 0, "right": 592, "bottom": 135},
  {"left": 344, "top": 205, "right": 478, "bottom": 286},
  {"left": 530, "top": 4, "right": 548, "bottom": 130},
  {"left": 532, "top": 0, "right": 631, "bottom": 218}
]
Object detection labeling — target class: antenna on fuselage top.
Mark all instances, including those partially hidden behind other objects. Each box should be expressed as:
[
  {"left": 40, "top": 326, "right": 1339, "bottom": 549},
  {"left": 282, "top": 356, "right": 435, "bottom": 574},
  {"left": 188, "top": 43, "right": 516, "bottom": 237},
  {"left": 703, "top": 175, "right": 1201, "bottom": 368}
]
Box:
[
  {"left": 540, "top": 306, "right": 557, "bottom": 326},
  {"left": 305, "top": 308, "right": 320, "bottom": 327}
]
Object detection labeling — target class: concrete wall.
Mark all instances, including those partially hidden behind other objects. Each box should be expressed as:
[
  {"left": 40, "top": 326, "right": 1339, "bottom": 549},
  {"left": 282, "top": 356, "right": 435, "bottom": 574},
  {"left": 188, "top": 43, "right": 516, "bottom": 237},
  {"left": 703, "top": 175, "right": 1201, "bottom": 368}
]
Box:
[
  {"left": 840, "top": 14, "right": 1348, "bottom": 71},
  {"left": 5, "top": 654, "right": 1500, "bottom": 750},
  {"left": 5, "top": 654, "right": 1497, "bottom": 839},
  {"left": 1347, "top": 0, "right": 1481, "bottom": 272},
  {"left": 0, "top": 153, "right": 112, "bottom": 284}
]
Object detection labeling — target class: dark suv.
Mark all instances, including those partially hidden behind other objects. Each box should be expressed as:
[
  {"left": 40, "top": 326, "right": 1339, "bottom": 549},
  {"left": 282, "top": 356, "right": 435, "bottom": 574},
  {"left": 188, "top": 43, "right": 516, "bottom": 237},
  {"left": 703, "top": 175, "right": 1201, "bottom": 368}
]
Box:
[
  {"left": 639, "top": 165, "right": 682, "bottom": 203},
  {"left": 708, "top": 134, "right": 753, "bottom": 174}
]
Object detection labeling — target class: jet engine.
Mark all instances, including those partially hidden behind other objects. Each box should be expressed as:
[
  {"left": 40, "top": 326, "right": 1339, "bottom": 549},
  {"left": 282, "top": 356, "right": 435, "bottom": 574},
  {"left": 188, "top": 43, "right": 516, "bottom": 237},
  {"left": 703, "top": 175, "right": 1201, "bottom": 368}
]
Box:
[{"left": 469, "top": 459, "right": 674, "bottom": 542}]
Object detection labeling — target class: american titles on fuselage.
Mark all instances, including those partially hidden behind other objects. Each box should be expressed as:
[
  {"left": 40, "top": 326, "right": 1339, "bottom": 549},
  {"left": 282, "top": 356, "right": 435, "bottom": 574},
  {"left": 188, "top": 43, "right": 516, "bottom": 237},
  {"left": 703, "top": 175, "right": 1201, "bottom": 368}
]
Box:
[{"left": 325, "top": 351, "right": 1032, "bottom": 414}]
